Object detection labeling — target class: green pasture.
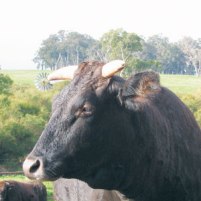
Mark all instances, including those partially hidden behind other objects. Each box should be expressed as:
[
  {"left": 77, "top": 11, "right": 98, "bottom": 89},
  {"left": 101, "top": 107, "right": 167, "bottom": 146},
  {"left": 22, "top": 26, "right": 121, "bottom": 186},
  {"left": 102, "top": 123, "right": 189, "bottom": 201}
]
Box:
[
  {"left": 1, "top": 70, "right": 201, "bottom": 94},
  {"left": 1, "top": 70, "right": 40, "bottom": 86},
  {"left": 160, "top": 74, "right": 201, "bottom": 95},
  {"left": 0, "top": 175, "right": 54, "bottom": 201}
]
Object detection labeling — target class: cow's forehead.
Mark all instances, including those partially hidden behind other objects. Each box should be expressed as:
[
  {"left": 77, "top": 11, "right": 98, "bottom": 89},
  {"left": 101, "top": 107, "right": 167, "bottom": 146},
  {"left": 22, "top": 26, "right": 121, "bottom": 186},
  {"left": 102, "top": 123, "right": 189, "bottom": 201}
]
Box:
[
  {"left": 52, "top": 61, "right": 107, "bottom": 110},
  {"left": 74, "top": 61, "right": 104, "bottom": 78}
]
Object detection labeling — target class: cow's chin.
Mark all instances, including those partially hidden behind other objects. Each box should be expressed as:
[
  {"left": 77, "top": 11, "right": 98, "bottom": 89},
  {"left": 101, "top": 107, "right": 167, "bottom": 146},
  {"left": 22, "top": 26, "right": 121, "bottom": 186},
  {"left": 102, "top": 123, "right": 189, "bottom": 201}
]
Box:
[
  {"left": 83, "top": 169, "right": 123, "bottom": 190},
  {"left": 61, "top": 166, "right": 125, "bottom": 191},
  {"left": 43, "top": 164, "right": 125, "bottom": 191}
]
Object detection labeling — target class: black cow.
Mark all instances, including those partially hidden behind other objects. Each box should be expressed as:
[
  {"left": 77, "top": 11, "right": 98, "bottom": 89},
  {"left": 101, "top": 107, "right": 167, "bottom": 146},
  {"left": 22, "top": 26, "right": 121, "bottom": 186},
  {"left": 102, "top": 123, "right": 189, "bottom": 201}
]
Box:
[
  {"left": 23, "top": 60, "right": 201, "bottom": 201},
  {"left": 0, "top": 180, "right": 47, "bottom": 201}
]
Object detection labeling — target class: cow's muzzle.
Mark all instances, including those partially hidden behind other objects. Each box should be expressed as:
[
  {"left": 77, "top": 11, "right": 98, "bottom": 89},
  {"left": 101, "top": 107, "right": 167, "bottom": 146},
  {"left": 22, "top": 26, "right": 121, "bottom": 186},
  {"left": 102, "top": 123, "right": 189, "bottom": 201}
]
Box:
[{"left": 23, "top": 156, "right": 45, "bottom": 180}]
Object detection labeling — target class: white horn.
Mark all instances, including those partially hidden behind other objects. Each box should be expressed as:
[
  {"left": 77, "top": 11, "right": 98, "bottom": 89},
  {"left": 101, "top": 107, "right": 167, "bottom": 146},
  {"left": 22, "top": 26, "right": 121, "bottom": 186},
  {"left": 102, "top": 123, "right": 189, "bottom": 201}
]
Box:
[
  {"left": 47, "top": 65, "right": 78, "bottom": 81},
  {"left": 102, "top": 60, "right": 125, "bottom": 78}
]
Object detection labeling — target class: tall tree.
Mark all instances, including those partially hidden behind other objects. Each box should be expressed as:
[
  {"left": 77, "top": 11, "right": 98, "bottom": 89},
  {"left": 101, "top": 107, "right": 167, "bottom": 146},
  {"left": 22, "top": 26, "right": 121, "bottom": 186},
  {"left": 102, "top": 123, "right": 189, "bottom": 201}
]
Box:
[
  {"left": 178, "top": 37, "right": 201, "bottom": 76},
  {"left": 64, "top": 32, "right": 100, "bottom": 65},
  {"left": 100, "top": 28, "right": 143, "bottom": 75},
  {"left": 34, "top": 31, "right": 101, "bottom": 70},
  {"left": 141, "top": 35, "right": 187, "bottom": 74},
  {"left": 100, "top": 28, "right": 142, "bottom": 61},
  {"left": 34, "top": 34, "right": 60, "bottom": 70}
]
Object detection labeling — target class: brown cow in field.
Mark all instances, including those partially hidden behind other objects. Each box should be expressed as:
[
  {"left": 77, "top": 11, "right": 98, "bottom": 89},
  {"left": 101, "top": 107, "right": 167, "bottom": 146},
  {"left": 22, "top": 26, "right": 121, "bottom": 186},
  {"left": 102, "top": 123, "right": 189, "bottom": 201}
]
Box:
[{"left": 0, "top": 180, "right": 47, "bottom": 201}]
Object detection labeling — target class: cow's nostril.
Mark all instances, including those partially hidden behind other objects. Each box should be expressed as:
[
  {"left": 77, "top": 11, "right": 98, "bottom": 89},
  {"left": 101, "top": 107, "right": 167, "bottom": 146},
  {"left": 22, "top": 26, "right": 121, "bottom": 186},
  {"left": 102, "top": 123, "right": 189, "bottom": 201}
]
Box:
[
  {"left": 23, "top": 157, "right": 44, "bottom": 179},
  {"left": 30, "top": 159, "right": 40, "bottom": 173}
]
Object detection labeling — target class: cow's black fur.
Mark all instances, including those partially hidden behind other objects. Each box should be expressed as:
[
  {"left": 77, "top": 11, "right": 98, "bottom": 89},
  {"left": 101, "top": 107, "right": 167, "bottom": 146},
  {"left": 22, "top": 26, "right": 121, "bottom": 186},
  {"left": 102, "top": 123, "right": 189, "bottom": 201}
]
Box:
[{"left": 25, "top": 61, "right": 201, "bottom": 201}]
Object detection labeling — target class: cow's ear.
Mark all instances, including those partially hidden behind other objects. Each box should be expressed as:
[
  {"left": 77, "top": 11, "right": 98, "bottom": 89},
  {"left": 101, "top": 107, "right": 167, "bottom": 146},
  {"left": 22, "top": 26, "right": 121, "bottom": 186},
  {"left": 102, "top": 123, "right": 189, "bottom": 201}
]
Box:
[
  {"left": 107, "top": 76, "right": 125, "bottom": 95},
  {"left": 119, "top": 71, "right": 161, "bottom": 110}
]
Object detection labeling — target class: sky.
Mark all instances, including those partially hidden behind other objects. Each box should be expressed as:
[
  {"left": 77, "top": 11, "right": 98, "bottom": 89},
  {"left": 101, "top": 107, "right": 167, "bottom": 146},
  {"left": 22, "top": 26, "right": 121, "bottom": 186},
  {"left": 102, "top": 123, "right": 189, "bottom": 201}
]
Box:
[{"left": 0, "top": 0, "right": 201, "bottom": 69}]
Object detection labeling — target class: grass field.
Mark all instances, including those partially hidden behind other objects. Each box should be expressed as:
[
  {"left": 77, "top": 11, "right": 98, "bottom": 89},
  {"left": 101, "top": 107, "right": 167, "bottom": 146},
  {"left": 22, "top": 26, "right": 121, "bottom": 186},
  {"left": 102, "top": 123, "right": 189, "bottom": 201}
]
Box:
[
  {"left": 1, "top": 70, "right": 40, "bottom": 86},
  {"left": 160, "top": 74, "right": 201, "bottom": 95},
  {"left": 1, "top": 70, "right": 201, "bottom": 94},
  {"left": 0, "top": 175, "right": 54, "bottom": 201}
]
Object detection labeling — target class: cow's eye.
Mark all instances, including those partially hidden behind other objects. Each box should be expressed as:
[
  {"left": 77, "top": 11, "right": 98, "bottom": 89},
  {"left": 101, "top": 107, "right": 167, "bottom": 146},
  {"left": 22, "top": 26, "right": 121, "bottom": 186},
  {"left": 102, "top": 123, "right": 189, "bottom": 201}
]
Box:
[{"left": 79, "top": 103, "right": 95, "bottom": 117}]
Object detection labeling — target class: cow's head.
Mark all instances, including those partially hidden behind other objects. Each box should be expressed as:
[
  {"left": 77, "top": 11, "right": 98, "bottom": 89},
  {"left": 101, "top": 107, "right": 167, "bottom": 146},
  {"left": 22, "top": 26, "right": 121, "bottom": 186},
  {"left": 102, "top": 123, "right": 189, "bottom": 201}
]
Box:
[{"left": 23, "top": 60, "right": 160, "bottom": 190}]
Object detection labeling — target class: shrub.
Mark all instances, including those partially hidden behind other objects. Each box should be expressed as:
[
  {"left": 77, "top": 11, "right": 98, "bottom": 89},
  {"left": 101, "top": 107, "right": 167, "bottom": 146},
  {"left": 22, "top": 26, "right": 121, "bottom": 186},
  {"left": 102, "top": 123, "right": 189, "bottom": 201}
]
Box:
[
  {"left": 195, "top": 109, "right": 201, "bottom": 127},
  {"left": 18, "top": 102, "right": 40, "bottom": 116},
  {"left": 180, "top": 93, "right": 201, "bottom": 127},
  {"left": 181, "top": 94, "right": 200, "bottom": 112},
  {"left": 0, "top": 123, "right": 36, "bottom": 161},
  {"left": 0, "top": 74, "right": 13, "bottom": 95},
  {"left": 0, "top": 131, "right": 14, "bottom": 160},
  {"left": 0, "top": 74, "right": 64, "bottom": 169},
  {"left": 0, "top": 95, "right": 11, "bottom": 107},
  {"left": 20, "top": 114, "right": 46, "bottom": 136}
]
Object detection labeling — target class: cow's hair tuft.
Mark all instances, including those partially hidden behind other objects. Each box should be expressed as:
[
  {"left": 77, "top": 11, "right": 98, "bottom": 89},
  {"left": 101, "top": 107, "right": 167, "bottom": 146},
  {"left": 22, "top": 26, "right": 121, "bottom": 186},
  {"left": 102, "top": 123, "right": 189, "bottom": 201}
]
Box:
[{"left": 119, "top": 71, "right": 161, "bottom": 110}]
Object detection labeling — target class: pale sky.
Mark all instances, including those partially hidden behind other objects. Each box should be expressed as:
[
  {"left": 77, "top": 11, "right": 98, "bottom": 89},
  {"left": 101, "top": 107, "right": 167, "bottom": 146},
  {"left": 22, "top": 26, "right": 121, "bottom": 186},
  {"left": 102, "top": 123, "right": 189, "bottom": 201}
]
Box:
[{"left": 0, "top": 0, "right": 200, "bottom": 69}]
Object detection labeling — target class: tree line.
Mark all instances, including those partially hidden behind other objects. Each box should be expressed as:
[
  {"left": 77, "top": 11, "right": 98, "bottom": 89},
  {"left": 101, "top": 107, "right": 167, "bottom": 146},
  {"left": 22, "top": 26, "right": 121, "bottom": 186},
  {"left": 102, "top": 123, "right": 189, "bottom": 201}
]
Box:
[{"left": 34, "top": 29, "right": 201, "bottom": 76}]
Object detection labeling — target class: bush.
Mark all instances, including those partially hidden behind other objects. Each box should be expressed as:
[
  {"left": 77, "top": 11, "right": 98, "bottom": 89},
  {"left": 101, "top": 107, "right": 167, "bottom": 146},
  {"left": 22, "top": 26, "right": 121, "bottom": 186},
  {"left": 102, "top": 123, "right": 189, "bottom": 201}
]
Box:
[
  {"left": 0, "top": 96, "right": 11, "bottom": 107},
  {"left": 195, "top": 109, "right": 201, "bottom": 127},
  {"left": 0, "top": 131, "right": 14, "bottom": 160},
  {"left": 180, "top": 93, "right": 201, "bottom": 127},
  {"left": 0, "top": 85, "right": 53, "bottom": 165},
  {"left": 0, "top": 74, "right": 13, "bottom": 95},
  {"left": 0, "top": 123, "right": 36, "bottom": 161},
  {"left": 0, "top": 74, "right": 66, "bottom": 170},
  {"left": 21, "top": 114, "right": 46, "bottom": 136},
  {"left": 18, "top": 102, "right": 40, "bottom": 116}
]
